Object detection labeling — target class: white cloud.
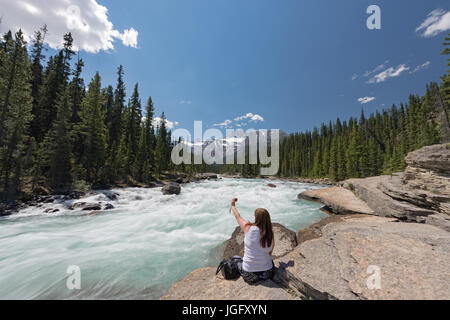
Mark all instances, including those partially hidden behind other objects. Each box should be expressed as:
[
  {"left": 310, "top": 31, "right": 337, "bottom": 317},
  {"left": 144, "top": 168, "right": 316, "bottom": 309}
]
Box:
[
  {"left": 118, "top": 27, "right": 138, "bottom": 48},
  {"left": 368, "top": 64, "right": 410, "bottom": 83},
  {"left": 213, "top": 112, "right": 264, "bottom": 129},
  {"left": 416, "top": 9, "right": 450, "bottom": 37},
  {"left": 357, "top": 97, "right": 375, "bottom": 104},
  {"left": 179, "top": 100, "right": 192, "bottom": 105},
  {"left": 152, "top": 117, "right": 178, "bottom": 129},
  {"left": 250, "top": 114, "right": 264, "bottom": 122},
  {"left": 0, "top": 0, "right": 139, "bottom": 53},
  {"left": 363, "top": 61, "right": 389, "bottom": 77},
  {"left": 410, "top": 61, "right": 431, "bottom": 74},
  {"left": 233, "top": 113, "right": 264, "bottom": 122},
  {"left": 213, "top": 120, "right": 232, "bottom": 128},
  {"left": 351, "top": 74, "right": 358, "bottom": 81}
]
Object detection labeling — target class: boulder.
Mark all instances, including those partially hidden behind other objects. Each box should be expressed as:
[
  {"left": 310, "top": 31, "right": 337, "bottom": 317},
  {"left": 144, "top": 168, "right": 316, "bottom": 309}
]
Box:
[
  {"left": 223, "top": 223, "right": 297, "bottom": 259},
  {"left": 267, "top": 183, "right": 277, "bottom": 188},
  {"left": 277, "top": 215, "right": 450, "bottom": 300},
  {"left": 162, "top": 182, "right": 181, "bottom": 195},
  {"left": 161, "top": 267, "right": 297, "bottom": 300},
  {"left": 194, "top": 173, "right": 218, "bottom": 180},
  {"left": 342, "top": 176, "right": 435, "bottom": 222},
  {"left": 405, "top": 143, "right": 450, "bottom": 172},
  {"left": 82, "top": 204, "right": 102, "bottom": 211},
  {"left": 174, "top": 177, "right": 184, "bottom": 184},
  {"left": 105, "top": 192, "right": 119, "bottom": 200},
  {"left": 298, "top": 187, "right": 375, "bottom": 215},
  {"left": 426, "top": 213, "right": 450, "bottom": 233},
  {"left": 68, "top": 191, "right": 89, "bottom": 199},
  {"left": 69, "top": 202, "right": 102, "bottom": 211},
  {"left": 329, "top": 144, "right": 450, "bottom": 228},
  {"left": 103, "top": 203, "right": 115, "bottom": 210},
  {"left": 43, "top": 197, "right": 54, "bottom": 203}
]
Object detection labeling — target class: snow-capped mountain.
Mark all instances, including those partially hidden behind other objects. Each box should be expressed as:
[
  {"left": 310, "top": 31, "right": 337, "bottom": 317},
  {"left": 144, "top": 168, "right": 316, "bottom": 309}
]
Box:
[{"left": 179, "top": 129, "right": 287, "bottom": 157}]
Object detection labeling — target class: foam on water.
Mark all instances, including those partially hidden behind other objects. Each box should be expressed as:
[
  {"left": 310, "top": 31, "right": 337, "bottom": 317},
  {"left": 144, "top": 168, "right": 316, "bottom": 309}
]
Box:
[{"left": 0, "top": 178, "right": 326, "bottom": 299}]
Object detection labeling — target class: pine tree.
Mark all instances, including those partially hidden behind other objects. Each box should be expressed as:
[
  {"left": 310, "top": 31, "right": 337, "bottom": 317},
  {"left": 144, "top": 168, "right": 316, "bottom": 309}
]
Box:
[
  {"left": 346, "top": 122, "right": 361, "bottom": 178},
  {"left": 76, "top": 73, "right": 107, "bottom": 183},
  {"left": 124, "top": 83, "right": 142, "bottom": 176},
  {"left": 154, "top": 112, "right": 169, "bottom": 176},
  {"left": 36, "top": 52, "right": 65, "bottom": 141},
  {"left": 69, "top": 57, "right": 85, "bottom": 163},
  {"left": 42, "top": 88, "right": 73, "bottom": 189},
  {"left": 29, "top": 25, "right": 47, "bottom": 140},
  {"left": 440, "top": 34, "right": 450, "bottom": 111},
  {"left": 0, "top": 30, "right": 33, "bottom": 193},
  {"left": 105, "top": 65, "right": 126, "bottom": 182},
  {"left": 136, "top": 96, "right": 155, "bottom": 181}
]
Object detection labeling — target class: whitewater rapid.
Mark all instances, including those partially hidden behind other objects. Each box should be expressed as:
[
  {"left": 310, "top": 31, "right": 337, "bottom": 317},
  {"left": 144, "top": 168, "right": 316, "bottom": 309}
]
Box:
[{"left": 0, "top": 178, "right": 326, "bottom": 299}]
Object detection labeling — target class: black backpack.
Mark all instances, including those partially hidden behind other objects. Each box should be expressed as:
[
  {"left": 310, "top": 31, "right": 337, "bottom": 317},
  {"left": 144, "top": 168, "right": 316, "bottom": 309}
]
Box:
[{"left": 216, "top": 256, "right": 242, "bottom": 280}]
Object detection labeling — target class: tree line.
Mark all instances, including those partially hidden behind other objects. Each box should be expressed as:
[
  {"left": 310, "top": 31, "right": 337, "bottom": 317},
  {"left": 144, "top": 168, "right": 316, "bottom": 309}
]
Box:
[
  {"left": 275, "top": 34, "right": 450, "bottom": 180},
  {"left": 0, "top": 27, "right": 173, "bottom": 198},
  {"left": 0, "top": 26, "right": 449, "bottom": 199},
  {"left": 220, "top": 34, "right": 450, "bottom": 180}
]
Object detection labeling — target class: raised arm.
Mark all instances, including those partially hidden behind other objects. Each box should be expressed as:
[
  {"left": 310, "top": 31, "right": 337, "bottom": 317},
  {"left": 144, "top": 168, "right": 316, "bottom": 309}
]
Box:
[{"left": 231, "top": 198, "right": 251, "bottom": 234}]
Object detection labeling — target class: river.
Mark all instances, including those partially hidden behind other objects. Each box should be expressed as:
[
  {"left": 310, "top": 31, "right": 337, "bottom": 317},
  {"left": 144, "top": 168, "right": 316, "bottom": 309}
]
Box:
[{"left": 0, "top": 177, "right": 327, "bottom": 299}]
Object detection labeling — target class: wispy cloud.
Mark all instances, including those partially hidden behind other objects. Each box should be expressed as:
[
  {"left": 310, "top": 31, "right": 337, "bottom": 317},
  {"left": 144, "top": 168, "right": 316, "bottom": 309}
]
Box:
[
  {"left": 213, "top": 113, "right": 264, "bottom": 128},
  {"left": 416, "top": 9, "right": 450, "bottom": 37},
  {"left": 351, "top": 74, "right": 358, "bottom": 81},
  {"left": 179, "top": 100, "right": 192, "bottom": 105},
  {"left": 368, "top": 64, "right": 410, "bottom": 83},
  {"left": 410, "top": 61, "right": 431, "bottom": 74},
  {"left": 234, "top": 113, "right": 264, "bottom": 122},
  {"left": 357, "top": 97, "right": 375, "bottom": 104},
  {"left": 213, "top": 120, "right": 232, "bottom": 128},
  {"left": 363, "top": 61, "right": 389, "bottom": 78}
]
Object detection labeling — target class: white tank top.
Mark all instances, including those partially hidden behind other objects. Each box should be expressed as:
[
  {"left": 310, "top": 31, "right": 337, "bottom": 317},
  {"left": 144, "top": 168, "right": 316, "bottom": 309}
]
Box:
[{"left": 242, "top": 226, "right": 274, "bottom": 272}]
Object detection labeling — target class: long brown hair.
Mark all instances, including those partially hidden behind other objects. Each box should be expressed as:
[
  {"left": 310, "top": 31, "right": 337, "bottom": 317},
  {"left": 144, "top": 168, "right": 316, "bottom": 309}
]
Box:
[{"left": 252, "top": 208, "right": 273, "bottom": 248}]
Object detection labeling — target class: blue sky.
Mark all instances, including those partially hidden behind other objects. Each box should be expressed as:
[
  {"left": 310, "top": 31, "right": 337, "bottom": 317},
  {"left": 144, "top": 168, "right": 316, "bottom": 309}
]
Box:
[{"left": 2, "top": 0, "right": 450, "bottom": 134}]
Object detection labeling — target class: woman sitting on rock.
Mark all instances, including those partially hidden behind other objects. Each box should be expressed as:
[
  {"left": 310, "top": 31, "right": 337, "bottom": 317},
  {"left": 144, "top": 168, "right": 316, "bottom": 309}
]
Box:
[{"left": 230, "top": 198, "right": 276, "bottom": 284}]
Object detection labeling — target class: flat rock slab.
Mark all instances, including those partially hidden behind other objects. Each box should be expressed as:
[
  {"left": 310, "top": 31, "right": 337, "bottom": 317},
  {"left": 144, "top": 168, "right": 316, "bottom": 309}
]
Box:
[
  {"left": 161, "top": 267, "right": 296, "bottom": 300},
  {"left": 343, "top": 176, "right": 437, "bottom": 222},
  {"left": 405, "top": 143, "right": 450, "bottom": 172},
  {"left": 298, "top": 187, "right": 375, "bottom": 215},
  {"left": 277, "top": 216, "right": 450, "bottom": 300}
]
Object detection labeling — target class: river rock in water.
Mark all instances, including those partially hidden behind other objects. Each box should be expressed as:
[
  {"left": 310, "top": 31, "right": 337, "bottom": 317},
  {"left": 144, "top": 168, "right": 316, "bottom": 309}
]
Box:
[
  {"left": 162, "top": 182, "right": 181, "bottom": 195},
  {"left": 69, "top": 202, "right": 102, "bottom": 211}
]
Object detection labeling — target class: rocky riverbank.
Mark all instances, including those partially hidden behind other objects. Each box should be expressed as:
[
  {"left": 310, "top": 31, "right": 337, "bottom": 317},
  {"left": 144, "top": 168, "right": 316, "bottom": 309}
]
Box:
[
  {"left": 221, "top": 172, "right": 335, "bottom": 186},
  {"left": 162, "top": 144, "right": 450, "bottom": 300},
  {"left": 0, "top": 172, "right": 218, "bottom": 217}
]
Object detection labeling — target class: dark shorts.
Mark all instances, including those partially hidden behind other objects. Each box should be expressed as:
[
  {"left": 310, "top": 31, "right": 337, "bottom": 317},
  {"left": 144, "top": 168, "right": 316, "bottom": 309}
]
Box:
[{"left": 238, "top": 260, "right": 276, "bottom": 285}]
